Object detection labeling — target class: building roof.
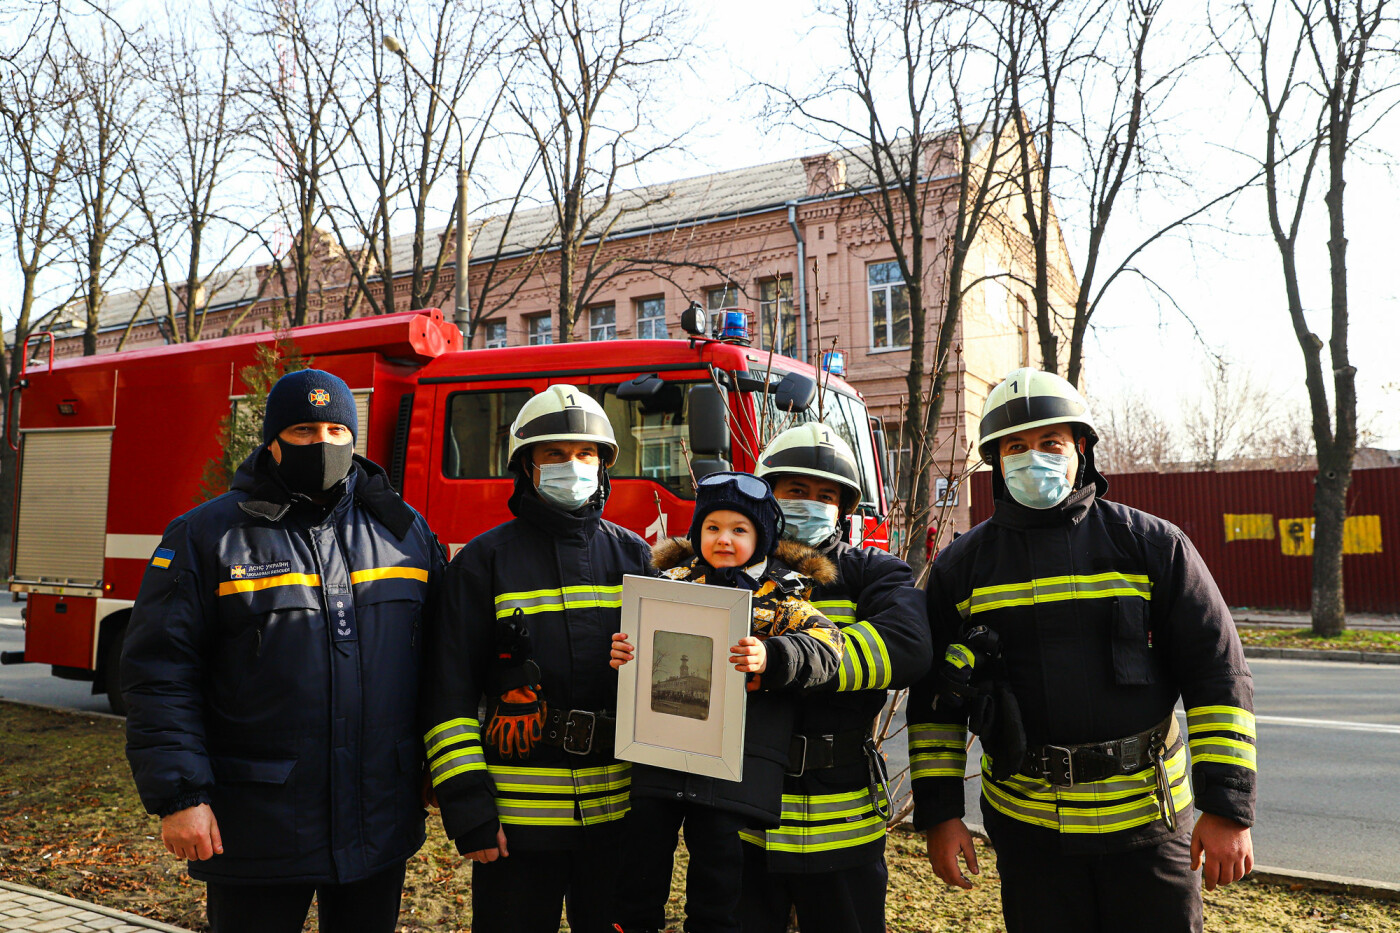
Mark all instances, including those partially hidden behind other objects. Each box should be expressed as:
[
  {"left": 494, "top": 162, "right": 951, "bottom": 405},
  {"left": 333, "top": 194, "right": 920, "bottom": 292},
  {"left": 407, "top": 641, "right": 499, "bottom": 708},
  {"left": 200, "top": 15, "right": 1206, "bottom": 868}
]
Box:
[{"left": 13, "top": 143, "right": 945, "bottom": 344}]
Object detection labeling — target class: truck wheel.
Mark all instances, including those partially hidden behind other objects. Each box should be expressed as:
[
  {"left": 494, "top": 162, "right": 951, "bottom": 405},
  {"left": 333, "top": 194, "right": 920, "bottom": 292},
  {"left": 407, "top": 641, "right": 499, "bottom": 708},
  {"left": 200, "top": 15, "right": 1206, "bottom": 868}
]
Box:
[{"left": 103, "top": 623, "right": 128, "bottom": 716}]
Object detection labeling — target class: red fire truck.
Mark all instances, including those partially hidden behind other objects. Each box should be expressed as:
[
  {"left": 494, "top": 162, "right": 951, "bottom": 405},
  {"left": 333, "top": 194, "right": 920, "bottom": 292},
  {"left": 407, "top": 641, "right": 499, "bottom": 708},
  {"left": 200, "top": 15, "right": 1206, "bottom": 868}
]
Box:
[{"left": 4, "top": 308, "right": 893, "bottom": 712}]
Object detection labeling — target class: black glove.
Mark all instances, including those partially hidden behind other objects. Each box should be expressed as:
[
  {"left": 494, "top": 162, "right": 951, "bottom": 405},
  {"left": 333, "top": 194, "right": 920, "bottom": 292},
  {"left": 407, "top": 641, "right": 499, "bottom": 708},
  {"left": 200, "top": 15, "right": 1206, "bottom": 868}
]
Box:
[{"left": 969, "top": 681, "right": 1027, "bottom": 782}]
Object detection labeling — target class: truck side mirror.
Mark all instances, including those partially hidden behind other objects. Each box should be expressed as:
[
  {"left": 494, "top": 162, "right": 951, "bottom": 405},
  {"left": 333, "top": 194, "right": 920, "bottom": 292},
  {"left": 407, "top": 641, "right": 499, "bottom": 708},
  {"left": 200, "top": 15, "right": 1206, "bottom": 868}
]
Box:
[
  {"left": 687, "top": 383, "right": 731, "bottom": 461},
  {"left": 771, "top": 372, "right": 816, "bottom": 413}
]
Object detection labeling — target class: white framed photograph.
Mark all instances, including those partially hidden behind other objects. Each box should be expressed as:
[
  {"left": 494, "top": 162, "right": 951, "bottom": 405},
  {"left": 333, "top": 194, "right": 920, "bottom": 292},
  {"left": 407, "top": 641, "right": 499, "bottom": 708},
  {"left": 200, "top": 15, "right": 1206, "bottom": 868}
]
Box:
[{"left": 614, "top": 574, "right": 752, "bottom": 782}]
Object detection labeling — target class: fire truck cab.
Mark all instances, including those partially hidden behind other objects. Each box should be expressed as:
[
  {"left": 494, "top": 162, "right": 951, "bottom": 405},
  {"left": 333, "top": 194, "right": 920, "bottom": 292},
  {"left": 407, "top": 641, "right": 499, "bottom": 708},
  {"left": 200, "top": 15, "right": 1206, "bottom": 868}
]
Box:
[{"left": 5, "top": 308, "right": 892, "bottom": 713}]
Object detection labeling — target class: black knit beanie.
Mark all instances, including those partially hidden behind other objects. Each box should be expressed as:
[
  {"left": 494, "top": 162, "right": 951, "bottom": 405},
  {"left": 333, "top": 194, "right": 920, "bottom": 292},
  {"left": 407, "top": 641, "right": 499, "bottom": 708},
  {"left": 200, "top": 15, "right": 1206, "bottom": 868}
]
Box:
[
  {"left": 687, "top": 473, "right": 784, "bottom": 564},
  {"left": 263, "top": 369, "right": 358, "bottom": 444}
]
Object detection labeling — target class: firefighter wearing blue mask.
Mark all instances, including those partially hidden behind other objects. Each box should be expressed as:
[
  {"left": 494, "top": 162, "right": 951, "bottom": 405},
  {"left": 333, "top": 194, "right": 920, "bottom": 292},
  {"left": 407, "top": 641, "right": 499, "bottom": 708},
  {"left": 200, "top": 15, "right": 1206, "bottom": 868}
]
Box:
[
  {"left": 910, "top": 368, "right": 1257, "bottom": 933},
  {"left": 421, "top": 385, "right": 655, "bottom": 933},
  {"left": 741, "top": 424, "right": 932, "bottom": 933}
]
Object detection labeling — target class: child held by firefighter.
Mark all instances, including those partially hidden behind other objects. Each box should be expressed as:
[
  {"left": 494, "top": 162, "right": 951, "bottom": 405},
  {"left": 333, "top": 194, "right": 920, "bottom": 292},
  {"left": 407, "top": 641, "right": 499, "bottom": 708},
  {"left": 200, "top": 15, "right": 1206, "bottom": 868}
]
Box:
[{"left": 609, "top": 471, "right": 845, "bottom": 933}]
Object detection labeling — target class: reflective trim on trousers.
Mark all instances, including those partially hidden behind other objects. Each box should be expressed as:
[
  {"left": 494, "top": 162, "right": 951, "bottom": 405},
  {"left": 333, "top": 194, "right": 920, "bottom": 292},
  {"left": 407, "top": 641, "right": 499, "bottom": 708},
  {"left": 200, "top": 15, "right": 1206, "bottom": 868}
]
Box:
[
  {"left": 837, "top": 620, "right": 891, "bottom": 691},
  {"left": 741, "top": 814, "right": 887, "bottom": 854},
  {"left": 956, "top": 572, "right": 1152, "bottom": 618}
]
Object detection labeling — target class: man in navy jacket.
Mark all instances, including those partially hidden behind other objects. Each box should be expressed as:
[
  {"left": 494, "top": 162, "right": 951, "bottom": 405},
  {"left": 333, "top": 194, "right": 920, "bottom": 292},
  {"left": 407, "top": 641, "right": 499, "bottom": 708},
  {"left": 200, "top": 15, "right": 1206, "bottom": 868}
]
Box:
[{"left": 122, "top": 369, "right": 444, "bottom": 933}]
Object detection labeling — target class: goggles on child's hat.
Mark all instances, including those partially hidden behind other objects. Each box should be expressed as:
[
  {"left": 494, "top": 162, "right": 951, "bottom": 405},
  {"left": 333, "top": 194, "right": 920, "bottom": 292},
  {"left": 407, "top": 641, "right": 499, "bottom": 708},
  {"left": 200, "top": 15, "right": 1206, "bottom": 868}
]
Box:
[{"left": 696, "top": 471, "right": 771, "bottom": 498}]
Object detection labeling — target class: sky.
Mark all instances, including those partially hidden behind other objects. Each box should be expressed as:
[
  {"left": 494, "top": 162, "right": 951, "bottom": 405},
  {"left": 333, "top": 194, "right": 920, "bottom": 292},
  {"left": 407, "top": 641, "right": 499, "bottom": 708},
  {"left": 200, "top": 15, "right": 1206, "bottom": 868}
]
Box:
[{"left": 5, "top": 0, "right": 1396, "bottom": 447}]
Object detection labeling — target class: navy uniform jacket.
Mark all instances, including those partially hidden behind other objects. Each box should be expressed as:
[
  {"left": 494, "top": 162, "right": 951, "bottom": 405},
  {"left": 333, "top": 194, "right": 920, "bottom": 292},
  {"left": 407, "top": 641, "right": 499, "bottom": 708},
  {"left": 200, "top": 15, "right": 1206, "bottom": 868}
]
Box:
[
  {"left": 910, "top": 480, "right": 1256, "bottom": 855},
  {"left": 121, "top": 451, "right": 445, "bottom": 884},
  {"left": 422, "top": 473, "right": 655, "bottom": 853},
  {"left": 742, "top": 539, "right": 931, "bottom": 873}
]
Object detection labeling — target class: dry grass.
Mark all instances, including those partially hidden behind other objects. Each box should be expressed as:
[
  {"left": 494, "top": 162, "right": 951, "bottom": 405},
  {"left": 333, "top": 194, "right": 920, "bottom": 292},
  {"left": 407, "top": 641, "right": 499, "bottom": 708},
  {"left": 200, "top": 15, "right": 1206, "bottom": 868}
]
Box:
[
  {"left": 2, "top": 701, "right": 1397, "bottom": 932},
  {"left": 1235, "top": 626, "right": 1400, "bottom": 654}
]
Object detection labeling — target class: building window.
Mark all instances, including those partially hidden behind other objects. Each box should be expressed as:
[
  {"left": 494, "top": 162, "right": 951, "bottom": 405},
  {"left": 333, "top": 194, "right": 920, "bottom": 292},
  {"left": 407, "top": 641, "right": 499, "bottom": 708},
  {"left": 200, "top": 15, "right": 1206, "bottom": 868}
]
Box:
[
  {"left": 759, "top": 278, "right": 796, "bottom": 357},
  {"left": 589, "top": 304, "right": 616, "bottom": 342},
  {"left": 484, "top": 320, "right": 507, "bottom": 349},
  {"left": 528, "top": 314, "right": 553, "bottom": 346},
  {"left": 868, "top": 261, "right": 910, "bottom": 350},
  {"left": 706, "top": 284, "right": 741, "bottom": 310},
  {"left": 636, "top": 297, "right": 667, "bottom": 339}
]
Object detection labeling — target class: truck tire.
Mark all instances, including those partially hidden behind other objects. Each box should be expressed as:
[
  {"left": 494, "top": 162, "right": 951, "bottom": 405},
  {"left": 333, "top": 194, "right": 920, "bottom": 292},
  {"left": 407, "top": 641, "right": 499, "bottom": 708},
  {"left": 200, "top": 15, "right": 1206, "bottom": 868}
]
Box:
[{"left": 103, "top": 622, "right": 128, "bottom": 716}]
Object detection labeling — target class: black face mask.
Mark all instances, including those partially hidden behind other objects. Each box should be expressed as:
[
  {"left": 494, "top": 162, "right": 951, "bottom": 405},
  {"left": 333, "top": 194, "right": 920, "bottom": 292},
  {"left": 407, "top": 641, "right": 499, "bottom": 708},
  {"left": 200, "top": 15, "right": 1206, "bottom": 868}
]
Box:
[{"left": 274, "top": 441, "right": 354, "bottom": 496}]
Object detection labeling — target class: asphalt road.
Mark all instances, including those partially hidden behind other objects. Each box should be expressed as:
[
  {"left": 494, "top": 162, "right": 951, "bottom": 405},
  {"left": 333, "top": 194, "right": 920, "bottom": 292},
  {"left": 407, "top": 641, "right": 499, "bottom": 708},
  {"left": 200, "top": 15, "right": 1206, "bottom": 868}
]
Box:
[
  {"left": 4, "top": 609, "right": 1398, "bottom": 884},
  {"left": 880, "top": 657, "right": 1400, "bottom": 886}
]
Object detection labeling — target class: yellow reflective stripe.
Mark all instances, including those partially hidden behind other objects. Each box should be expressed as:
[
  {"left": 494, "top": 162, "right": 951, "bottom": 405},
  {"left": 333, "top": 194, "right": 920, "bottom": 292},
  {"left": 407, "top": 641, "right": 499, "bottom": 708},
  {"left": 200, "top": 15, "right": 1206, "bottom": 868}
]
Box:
[
  {"left": 430, "top": 746, "right": 486, "bottom": 786},
  {"left": 908, "top": 723, "right": 967, "bottom": 748},
  {"left": 217, "top": 572, "right": 320, "bottom": 597},
  {"left": 911, "top": 750, "right": 966, "bottom": 779},
  {"left": 945, "top": 644, "right": 975, "bottom": 669},
  {"left": 1190, "top": 736, "right": 1257, "bottom": 771},
  {"left": 1187, "top": 706, "right": 1257, "bottom": 739},
  {"left": 750, "top": 815, "right": 887, "bottom": 853},
  {"left": 960, "top": 572, "right": 1152, "bottom": 617},
  {"left": 837, "top": 621, "right": 890, "bottom": 691},
  {"left": 811, "top": 599, "right": 857, "bottom": 625},
  {"left": 981, "top": 778, "right": 1061, "bottom": 830},
  {"left": 350, "top": 566, "right": 429, "bottom": 585},
  {"left": 424, "top": 718, "right": 482, "bottom": 759}
]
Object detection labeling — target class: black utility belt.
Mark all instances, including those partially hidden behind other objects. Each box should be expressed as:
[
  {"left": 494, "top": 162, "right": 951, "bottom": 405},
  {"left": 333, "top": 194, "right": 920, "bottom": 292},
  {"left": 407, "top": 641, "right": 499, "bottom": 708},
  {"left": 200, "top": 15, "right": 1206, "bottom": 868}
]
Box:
[
  {"left": 539, "top": 708, "right": 616, "bottom": 756},
  {"left": 786, "top": 729, "right": 872, "bottom": 777},
  {"left": 1021, "top": 714, "right": 1179, "bottom": 787}
]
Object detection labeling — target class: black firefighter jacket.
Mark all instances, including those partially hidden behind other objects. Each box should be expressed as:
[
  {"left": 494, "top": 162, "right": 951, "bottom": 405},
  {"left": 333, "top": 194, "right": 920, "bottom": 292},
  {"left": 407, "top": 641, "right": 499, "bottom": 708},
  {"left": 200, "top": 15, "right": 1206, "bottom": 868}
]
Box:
[
  {"left": 422, "top": 473, "right": 655, "bottom": 854},
  {"left": 910, "top": 478, "right": 1257, "bottom": 855},
  {"left": 742, "top": 538, "right": 932, "bottom": 873},
  {"left": 633, "top": 538, "right": 844, "bottom": 827},
  {"left": 121, "top": 450, "right": 445, "bottom": 884}
]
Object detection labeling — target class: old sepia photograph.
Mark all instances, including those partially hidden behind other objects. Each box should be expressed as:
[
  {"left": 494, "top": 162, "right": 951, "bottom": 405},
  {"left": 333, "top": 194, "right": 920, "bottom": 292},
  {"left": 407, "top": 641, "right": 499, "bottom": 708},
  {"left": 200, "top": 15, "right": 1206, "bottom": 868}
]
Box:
[{"left": 650, "top": 631, "right": 714, "bottom": 721}]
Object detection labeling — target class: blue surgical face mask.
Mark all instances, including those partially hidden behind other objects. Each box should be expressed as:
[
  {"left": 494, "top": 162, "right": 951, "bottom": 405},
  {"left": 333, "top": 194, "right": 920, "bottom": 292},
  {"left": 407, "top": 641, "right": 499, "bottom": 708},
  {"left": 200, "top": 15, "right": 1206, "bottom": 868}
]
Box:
[
  {"left": 536, "top": 459, "right": 600, "bottom": 511},
  {"left": 779, "top": 498, "right": 840, "bottom": 546},
  {"left": 1001, "top": 450, "right": 1073, "bottom": 509}
]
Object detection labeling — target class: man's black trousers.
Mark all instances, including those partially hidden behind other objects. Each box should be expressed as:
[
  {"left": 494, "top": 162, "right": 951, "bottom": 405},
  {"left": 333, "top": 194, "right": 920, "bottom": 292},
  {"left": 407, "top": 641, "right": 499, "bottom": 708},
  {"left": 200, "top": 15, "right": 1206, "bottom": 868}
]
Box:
[
  {"left": 738, "top": 844, "right": 888, "bottom": 933},
  {"left": 617, "top": 795, "right": 751, "bottom": 933},
  {"left": 983, "top": 801, "right": 1203, "bottom": 933},
  {"left": 470, "top": 837, "right": 620, "bottom": 933},
  {"left": 205, "top": 861, "right": 406, "bottom": 933}
]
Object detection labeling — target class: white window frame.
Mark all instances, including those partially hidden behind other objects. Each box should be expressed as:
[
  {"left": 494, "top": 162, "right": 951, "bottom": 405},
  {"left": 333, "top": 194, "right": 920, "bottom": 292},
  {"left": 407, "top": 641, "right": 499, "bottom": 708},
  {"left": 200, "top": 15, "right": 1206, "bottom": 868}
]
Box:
[
  {"left": 635, "top": 297, "right": 667, "bottom": 340},
  {"left": 528, "top": 314, "right": 553, "bottom": 346},
  {"left": 590, "top": 304, "right": 617, "bottom": 342},
  {"left": 868, "top": 260, "right": 910, "bottom": 350},
  {"left": 758, "top": 278, "right": 796, "bottom": 356},
  {"left": 484, "top": 320, "right": 508, "bottom": 349}
]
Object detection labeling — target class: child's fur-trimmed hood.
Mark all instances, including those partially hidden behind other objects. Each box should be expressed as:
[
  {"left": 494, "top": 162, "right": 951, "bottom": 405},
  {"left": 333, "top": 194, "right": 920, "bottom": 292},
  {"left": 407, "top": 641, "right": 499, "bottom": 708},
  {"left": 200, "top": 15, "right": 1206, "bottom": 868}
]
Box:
[{"left": 650, "top": 536, "right": 838, "bottom": 586}]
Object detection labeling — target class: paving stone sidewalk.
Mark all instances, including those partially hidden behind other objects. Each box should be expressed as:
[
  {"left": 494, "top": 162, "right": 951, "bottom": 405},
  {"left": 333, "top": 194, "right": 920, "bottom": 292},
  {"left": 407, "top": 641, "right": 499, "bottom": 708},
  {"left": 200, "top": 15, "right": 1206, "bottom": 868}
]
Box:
[{"left": 0, "top": 881, "right": 191, "bottom": 933}]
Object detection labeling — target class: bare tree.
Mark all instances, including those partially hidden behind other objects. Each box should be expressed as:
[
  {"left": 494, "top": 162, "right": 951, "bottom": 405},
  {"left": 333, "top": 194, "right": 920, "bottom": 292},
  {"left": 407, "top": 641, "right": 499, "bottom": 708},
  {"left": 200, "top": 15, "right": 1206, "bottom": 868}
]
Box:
[
  {"left": 60, "top": 17, "right": 149, "bottom": 355},
  {"left": 130, "top": 2, "right": 256, "bottom": 344},
  {"left": 0, "top": 25, "right": 79, "bottom": 565},
  {"left": 1095, "top": 390, "right": 1177, "bottom": 473},
  {"left": 1182, "top": 357, "right": 1280, "bottom": 470},
  {"left": 762, "top": 0, "right": 1018, "bottom": 576},
  {"left": 1214, "top": 0, "right": 1398, "bottom": 635},
  {"left": 321, "top": 0, "right": 509, "bottom": 326},
  {"left": 508, "top": 0, "right": 692, "bottom": 343},
  {"left": 231, "top": 0, "right": 355, "bottom": 328}
]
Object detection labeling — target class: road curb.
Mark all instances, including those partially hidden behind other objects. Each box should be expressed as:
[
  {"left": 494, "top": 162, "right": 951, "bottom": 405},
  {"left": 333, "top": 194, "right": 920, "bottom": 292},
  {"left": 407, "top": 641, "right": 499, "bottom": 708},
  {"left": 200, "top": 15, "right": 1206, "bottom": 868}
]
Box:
[
  {"left": 1243, "top": 646, "right": 1400, "bottom": 664},
  {"left": 0, "top": 695, "right": 125, "bottom": 721},
  {"left": 957, "top": 824, "right": 1400, "bottom": 902},
  {"left": 0, "top": 879, "right": 193, "bottom": 931}
]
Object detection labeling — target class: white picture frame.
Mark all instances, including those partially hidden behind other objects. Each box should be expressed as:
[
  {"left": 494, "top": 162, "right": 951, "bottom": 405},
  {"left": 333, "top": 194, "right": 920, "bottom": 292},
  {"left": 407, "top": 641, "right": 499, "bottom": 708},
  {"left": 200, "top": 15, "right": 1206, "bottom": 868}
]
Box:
[{"left": 614, "top": 574, "right": 752, "bottom": 782}]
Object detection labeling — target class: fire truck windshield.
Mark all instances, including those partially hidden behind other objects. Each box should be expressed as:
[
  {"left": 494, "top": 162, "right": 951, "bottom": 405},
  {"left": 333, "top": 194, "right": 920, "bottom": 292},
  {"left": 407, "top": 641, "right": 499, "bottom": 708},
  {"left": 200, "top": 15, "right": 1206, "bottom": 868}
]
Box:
[
  {"left": 754, "top": 384, "right": 883, "bottom": 510},
  {"left": 586, "top": 382, "right": 697, "bottom": 500}
]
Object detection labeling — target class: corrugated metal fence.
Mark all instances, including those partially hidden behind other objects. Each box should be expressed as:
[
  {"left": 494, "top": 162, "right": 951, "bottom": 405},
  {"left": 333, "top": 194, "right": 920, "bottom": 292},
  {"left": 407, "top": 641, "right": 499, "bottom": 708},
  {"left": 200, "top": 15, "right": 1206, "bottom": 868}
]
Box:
[{"left": 967, "top": 467, "right": 1400, "bottom": 613}]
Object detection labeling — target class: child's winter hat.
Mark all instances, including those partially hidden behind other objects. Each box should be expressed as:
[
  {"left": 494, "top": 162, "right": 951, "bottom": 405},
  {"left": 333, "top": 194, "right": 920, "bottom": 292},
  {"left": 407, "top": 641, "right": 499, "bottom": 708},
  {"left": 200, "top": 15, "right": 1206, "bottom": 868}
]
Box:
[{"left": 687, "top": 471, "right": 786, "bottom": 563}]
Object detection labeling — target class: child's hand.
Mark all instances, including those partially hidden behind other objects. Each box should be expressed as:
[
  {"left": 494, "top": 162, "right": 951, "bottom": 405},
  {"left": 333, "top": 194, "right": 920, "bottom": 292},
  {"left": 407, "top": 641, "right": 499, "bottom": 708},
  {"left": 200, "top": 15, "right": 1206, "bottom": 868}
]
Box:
[
  {"left": 610, "top": 632, "right": 635, "bottom": 669},
  {"left": 730, "top": 636, "right": 767, "bottom": 674}
]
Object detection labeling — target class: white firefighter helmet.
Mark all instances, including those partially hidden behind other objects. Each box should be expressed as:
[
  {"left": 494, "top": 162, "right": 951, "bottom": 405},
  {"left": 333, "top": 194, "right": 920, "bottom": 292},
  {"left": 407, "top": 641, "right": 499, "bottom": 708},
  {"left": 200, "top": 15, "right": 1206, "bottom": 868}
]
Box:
[
  {"left": 977, "top": 367, "right": 1096, "bottom": 462},
  {"left": 508, "top": 384, "right": 619, "bottom": 469},
  {"left": 755, "top": 423, "right": 863, "bottom": 514}
]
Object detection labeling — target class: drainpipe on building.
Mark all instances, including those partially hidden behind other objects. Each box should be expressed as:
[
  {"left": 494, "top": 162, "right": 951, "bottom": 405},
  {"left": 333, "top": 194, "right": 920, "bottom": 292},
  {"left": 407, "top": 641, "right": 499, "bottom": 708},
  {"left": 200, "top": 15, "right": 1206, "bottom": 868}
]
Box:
[{"left": 786, "top": 201, "right": 809, "bottom": 364}]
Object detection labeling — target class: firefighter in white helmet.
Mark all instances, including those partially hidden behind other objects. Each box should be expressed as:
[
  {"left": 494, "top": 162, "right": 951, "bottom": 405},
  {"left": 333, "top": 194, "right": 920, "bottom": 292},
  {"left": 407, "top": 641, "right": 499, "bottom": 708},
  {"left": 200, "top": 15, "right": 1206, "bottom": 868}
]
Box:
[
  {"left": 909, "top": 368, "right": 1257, "bottom": 933},
  {"left": 738, "top": 424, "right": 932, "bottom": 933},
  {"left": 422, "top": 385, "right": 654, "bottom": 933}
]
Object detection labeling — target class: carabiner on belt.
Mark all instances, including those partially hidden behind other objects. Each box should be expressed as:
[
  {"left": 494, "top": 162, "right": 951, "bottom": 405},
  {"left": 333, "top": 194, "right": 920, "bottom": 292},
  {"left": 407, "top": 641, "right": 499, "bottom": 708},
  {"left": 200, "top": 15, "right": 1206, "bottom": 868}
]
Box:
[
  {"left": 1150, "top": 744, "right": 1177, "bottom": 832},
  {"left": 865, "top": 738, "right": 892, "bottom": 822}
]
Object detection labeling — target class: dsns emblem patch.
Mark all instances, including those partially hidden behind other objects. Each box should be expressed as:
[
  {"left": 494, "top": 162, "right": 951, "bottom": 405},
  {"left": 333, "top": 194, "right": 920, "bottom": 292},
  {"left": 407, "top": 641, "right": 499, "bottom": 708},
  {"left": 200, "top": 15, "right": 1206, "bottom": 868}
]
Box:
[{"left": 308, "top": 388, "right": 331, "bottom": 407}]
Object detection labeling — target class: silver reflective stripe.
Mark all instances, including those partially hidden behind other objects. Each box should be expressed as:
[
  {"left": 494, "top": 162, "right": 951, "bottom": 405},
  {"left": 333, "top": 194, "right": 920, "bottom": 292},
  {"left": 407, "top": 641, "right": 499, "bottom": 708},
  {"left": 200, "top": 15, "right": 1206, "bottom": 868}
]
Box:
[
  {"left": 911, "top": 749, "right": 966, "bottom": 779},
  {"left": 429, "top": 745, "right": 486, "bottom": 786},
  {"left": 489, "top": 766, "right": 577, "bottom": 793},
  {"left": 756, "top": 815, "right": 887, "bottom": 853},
  {"left": 496, "top": 798, "right": 579, "bottom": 825},
  {"left": 811, "top": 599, "right": 857, "bottom": 625},
  {"left": 837, "top": 621, "right": 890, "bottom": 691},
  {"left": 1188, "top": 737, "right": 1257, "bottom": 770},
  {"left": 958, "top": 572, "right": 1152, "bottom": 618},
  {"left": 909, "top": 723, "right": 966, "bottom": 747},
  {"left": 1186, "top": 705, "right": 1257, "bottom": 738},
  {"left": 909, "top": 722, "right": 968, "bottom": 778},
  {"left": 425, "top": 719, "right": 482, "bottom": 761},
  {"left": 579, "top": 791, "right": 631, "bottom": 824},
  {"left": 573, "top": 763, "right": 631, "bottom": 795}
]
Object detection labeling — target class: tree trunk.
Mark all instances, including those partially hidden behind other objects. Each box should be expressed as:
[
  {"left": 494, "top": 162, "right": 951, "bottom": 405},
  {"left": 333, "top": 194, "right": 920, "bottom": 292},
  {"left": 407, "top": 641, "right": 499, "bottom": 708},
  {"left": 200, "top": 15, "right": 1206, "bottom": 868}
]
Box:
[{"left": 1310, "top": 443, "right": 1350, "bottom": 637}]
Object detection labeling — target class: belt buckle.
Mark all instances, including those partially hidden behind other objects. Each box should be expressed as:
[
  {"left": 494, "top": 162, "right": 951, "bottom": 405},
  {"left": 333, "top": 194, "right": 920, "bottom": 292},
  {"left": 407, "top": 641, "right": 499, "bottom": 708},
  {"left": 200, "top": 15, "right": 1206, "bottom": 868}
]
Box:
[
  {"left": 785, "top": 734, "right": 807, "bottom": 777},
  {"left": 563, "top": 710, "right": 596, "bottom": 755},
  {"left": 1118, "top": 735, "right": 1143, "bottom": 773},
  {"left": 1042, "top": 745, "right": 1074, "bottom": 786}
]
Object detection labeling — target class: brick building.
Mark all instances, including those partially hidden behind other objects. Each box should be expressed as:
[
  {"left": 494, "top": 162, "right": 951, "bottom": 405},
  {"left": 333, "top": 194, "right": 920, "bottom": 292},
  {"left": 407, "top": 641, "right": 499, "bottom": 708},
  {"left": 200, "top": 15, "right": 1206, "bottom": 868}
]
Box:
[{"left": 21, "top": 138, "right": 1079, "bottom": 533}]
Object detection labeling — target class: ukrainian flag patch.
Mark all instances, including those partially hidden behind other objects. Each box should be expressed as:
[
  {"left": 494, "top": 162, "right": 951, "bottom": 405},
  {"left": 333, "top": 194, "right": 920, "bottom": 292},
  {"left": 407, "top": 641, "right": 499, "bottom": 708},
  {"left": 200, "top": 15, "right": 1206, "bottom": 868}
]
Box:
[{"left": 151, "top": 547, "right": 175, "bottom": 570}]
